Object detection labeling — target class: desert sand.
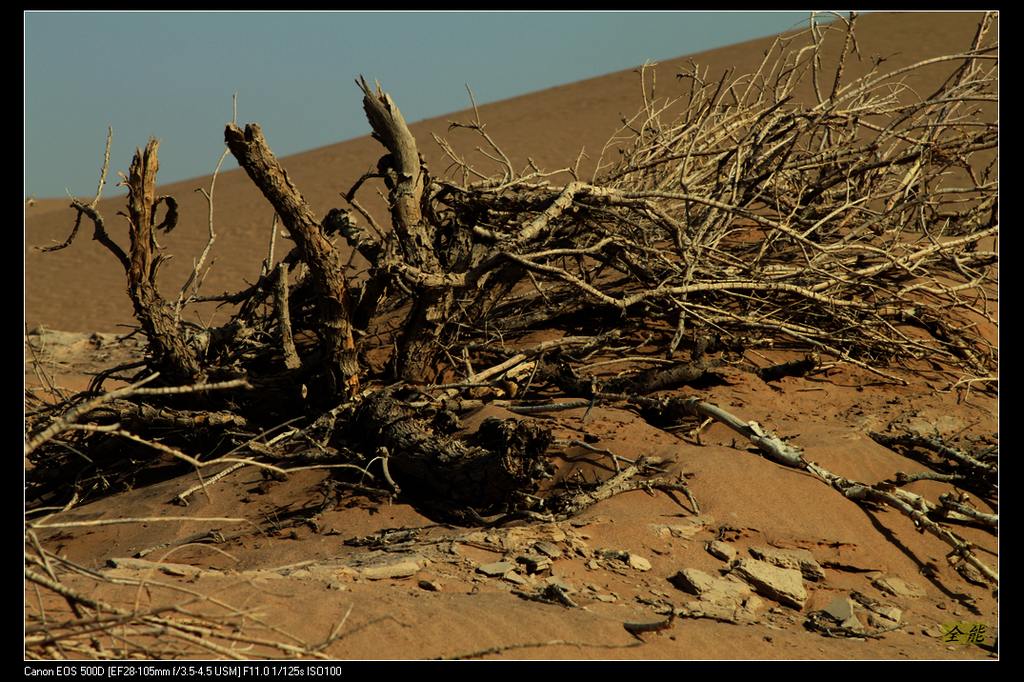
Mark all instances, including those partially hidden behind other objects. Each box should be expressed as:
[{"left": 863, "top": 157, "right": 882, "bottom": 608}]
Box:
[{"left": 25, "top": 12, "right": 997, "bottom": 661}]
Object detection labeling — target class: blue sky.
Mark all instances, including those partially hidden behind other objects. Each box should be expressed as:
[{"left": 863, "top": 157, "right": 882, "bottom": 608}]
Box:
[{"left": 25, "top": 11, "right": 814, "bottom": 199}]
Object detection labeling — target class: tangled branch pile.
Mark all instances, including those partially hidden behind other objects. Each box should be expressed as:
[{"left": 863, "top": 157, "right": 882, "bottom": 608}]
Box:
[{"left": 28, "top": 14, "right": 996, "bottom": 527}]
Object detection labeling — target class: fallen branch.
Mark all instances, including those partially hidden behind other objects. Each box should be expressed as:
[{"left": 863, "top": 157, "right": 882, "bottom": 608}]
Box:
[{"left": 639, "top": 394, "right": 998, "bottom": 588}]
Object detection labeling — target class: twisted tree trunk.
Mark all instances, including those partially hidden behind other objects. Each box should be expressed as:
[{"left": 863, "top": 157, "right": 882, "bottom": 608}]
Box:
[
  {"left": 224, "top": 123, "right": 360, "bottom": 397},
  {"left": 123, "top": 140, "right": 204, "bottom": 385}
]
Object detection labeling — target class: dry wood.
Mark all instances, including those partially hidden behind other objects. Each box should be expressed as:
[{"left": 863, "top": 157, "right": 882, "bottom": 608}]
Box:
[
  {"left": 224, "top": 122, "right": 359, "bottom": 397},
  {"left": 438, "top": 638, "right": 641, "bottom": 660},
  {"left": 357, "top": 77, "right": 452, "bottom": 382},
  {"left": 350, "top": 392, "right": 553, "bottom": 513},
  {"left": 274, "top": 263, "right": 302, "bottom": 370},
  {"left": 123, "top": 140, "right": 204, "bottom": 384},
  {"left": 25, "top": 374, "right": 249, "bottom": 456}
]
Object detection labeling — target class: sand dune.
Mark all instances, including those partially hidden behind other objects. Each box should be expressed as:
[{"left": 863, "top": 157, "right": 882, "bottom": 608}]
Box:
[{"left": 25, "top": 12, "right": 993, "bottom": 334}]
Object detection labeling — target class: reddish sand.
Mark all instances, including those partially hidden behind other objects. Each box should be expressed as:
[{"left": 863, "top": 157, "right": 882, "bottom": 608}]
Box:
[{"left": 25, "top": 12, "right": 997, "bottom": 661}]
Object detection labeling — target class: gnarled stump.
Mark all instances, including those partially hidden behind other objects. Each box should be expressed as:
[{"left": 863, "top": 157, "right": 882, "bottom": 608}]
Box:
[{"left": 351, "top": 393, "right": 553, "bottom": 512}]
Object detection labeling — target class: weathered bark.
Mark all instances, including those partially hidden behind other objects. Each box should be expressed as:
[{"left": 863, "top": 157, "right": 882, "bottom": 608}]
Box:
[
  {"left": 274, "top": 264, "right": 302, "bottom": 370},
  {"left": 603, "top": 361, "right": 722, "bottom": 395},
  {"left": 756, "top": 354, "right": 820, "bottom": 382},
  {"left": 357, "top": 78, "right": 453, "bottom": 382},
  {"left": 123, "top": 140, "right": 205, "bottom": 384},
  {"left": 357, "top": 77, "right": 435, "bottom": 271},
  {"left": 224, "top": 123, "right": 359, "bottom": 397},
  {"left": 85, "top": 400, "right": 248, "bottom": 432},
  {"left": 351, "top": 393, "right": 553, "bottom": 512}
]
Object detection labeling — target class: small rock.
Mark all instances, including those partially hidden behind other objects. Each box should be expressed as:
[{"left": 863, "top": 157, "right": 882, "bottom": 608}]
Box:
[
  {"left": 706, "top": 541, "right": 737, "bottom": 562},
  {"left": 503, "top": 571, "right": 528, "bottom": 586},
  {"left": 821, "top": 596, "right": 865, "bottom": 632},
  {"left": 418, "top": 579, "right": 442, "bottom": 592},
  {"left": 594, "top": 593, "right": 617, "bottom": 603},
  {"left": 850, "top": 591, "right": 901, "bottom": 627},
  {"left": 731, "top": 558, "right": 807, "bottom": 609},
  {"left": 670, "top": 568, "right": 752, "bottom": 599},
  {"left": 516, "top": 553, "right": 552, "bottom": 574},
  {"left": 477, "top": 561, "right": 514, "bottom": 577},
  {"left": 867, "top": 609, "right": 901, "bottom": 629},
  {"left": 544, "top": 576, "right": 576, "bottom": 593},
  {"left": 628, "top": 554, "right": 652, "bottom": 571},
  {"left": 872, "top": 575, "right": 926, "bottom": 599},
  {"left": 568, "top": 538, "right": 591, "bottom": 556},
  {"left": 676, "top": 594, "right": 762, "bottom": 625},
  {"left": 533, "top": 541, "right": 563, "bottom": 559},
  {"left": 669, "top": 568, "right": 760, "bottom": 625},
  {"left": 587, "top": 559, "right": 600, "bottom": 570},
  {"left": 746, "top": 595, "right": 765, "bottom": 613},
  {"left": 360, "top": 558, "right": 423, "bottom": 580},
  {"left": 658, "top": 518, "right": 706, "bottom": 539},
  {"left": 749, "top": 546, "right": 826, "bottom": 581},
  {"left": 623, "top": 616, "right": 674, "bottom": 636},
  {"left": 822, "top": 595, "right": 855, "bottom": 622},
  {"left": 669, "top": 568, "right": 718, "bottom": 596}
]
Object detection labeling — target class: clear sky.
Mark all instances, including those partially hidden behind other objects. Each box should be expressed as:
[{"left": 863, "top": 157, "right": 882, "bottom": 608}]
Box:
[{"left": 25, "top": 10, "right": 814, "bottom": 199}]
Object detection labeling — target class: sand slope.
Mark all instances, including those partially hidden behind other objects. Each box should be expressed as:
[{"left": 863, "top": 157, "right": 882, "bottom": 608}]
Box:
[{"left": 25, "top": 12, "right": 994, "bottom": 334}]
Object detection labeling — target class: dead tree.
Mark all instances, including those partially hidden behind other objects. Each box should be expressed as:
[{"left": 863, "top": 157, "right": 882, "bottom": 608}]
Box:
[
  {"left": 31, "top": 12, "right": 998, "bottom": 520},
  {"left": 224, "top": 123, "right": 360, "bottom": 397},
  {"left": 46, "top": 138, "right": 204, "bottom": 385}
]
